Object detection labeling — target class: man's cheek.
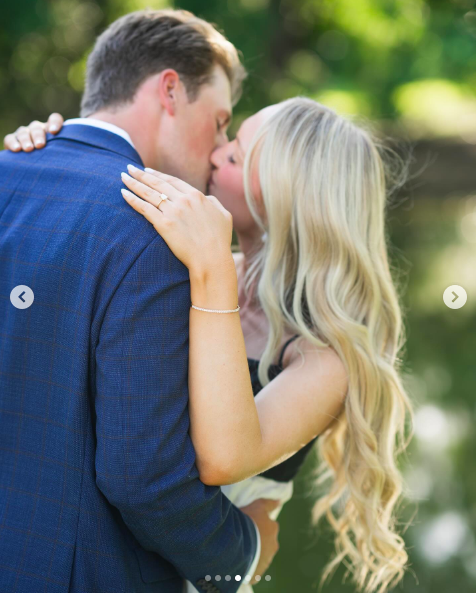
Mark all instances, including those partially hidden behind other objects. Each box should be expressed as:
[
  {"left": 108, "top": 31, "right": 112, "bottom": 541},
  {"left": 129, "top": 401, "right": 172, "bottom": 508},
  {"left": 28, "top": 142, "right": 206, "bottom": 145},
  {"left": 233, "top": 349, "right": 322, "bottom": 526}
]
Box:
[{"left": 188, "top": 119, "right": 215, "bottom": 155}]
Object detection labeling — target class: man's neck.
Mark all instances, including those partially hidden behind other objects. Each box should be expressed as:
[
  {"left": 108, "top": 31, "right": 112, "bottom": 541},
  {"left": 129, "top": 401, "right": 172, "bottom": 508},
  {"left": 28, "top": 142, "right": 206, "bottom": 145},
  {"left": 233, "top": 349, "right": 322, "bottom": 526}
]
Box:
[{"left": 87, "top": 109, "right": 157, "bottom": 167}]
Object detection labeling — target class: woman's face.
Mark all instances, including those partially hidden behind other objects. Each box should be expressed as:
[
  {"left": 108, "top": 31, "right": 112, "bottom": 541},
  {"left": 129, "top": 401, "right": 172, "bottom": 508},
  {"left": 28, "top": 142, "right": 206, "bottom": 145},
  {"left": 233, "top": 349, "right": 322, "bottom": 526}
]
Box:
[{"left": 208, "top": 104, "right": 282, "bottom": 234}]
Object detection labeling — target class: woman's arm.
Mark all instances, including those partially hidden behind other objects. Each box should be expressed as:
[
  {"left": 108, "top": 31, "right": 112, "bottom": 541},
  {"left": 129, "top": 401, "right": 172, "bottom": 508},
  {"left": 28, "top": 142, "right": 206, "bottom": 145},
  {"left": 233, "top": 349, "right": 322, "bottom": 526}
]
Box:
[
  {"left": 121, "top": 166, "right": 348, "bottom": 486},
  {"left": 188, "top": 265, "right": 263, "bottom": 484},
  {"left": 189, "top": 268, "right": 347, "bottom": 485}
]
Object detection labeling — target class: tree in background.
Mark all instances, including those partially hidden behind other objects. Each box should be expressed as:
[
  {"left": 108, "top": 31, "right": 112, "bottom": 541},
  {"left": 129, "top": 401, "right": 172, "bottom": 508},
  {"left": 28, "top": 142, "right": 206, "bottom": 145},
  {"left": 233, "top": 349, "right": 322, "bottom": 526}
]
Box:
[{"left": 1, "top": 0, "right": 476, "bottom": 138}]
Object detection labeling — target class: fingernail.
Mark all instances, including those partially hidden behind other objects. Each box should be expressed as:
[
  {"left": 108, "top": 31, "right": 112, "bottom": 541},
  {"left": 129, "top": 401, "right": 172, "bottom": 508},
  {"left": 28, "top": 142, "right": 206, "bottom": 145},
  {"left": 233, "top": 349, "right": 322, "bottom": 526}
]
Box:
[
  {"left": 50, "top": 125, "right": 58, "bottom": 132},
  {"left": 25, "top": 143, "right": 33, "bottom": 149},
  {"left": 121, "top": 188, "right": 133, "bottom": 199},
  {"left": 121, "top": 172, "right": 132, "bottom": 181},
  {"left": 127, "top": 164, "right": 140, "bottom": 174},
  {"left": 12, "top": 143, "right": 20, "bottom": 150},
  {"left": 35, "top": 141, "right": 44, "bottom": 147},
  {"left": 144, "top": 167, "right": 159, "bottom": 174}
]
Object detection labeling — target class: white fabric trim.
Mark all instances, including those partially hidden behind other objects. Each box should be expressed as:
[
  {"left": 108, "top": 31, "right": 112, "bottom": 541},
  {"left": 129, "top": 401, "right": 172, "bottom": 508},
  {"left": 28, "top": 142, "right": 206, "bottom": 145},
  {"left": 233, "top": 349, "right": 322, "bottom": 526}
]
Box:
[{"left": 63, "top": 118, "right": 136, "bottom": 149}]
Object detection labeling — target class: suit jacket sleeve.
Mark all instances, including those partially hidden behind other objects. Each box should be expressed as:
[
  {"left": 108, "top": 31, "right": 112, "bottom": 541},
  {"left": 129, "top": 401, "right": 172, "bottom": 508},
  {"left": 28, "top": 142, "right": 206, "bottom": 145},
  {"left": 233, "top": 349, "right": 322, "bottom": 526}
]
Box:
[{"left": 94, "top": 234, "right": 257, "bottom": 591}]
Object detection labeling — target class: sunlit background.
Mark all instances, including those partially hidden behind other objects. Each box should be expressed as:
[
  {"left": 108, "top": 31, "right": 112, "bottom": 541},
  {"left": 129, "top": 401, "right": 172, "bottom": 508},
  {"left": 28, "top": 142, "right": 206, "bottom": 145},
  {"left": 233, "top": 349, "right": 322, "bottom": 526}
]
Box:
[{"left": 2, "top": 0, "right": 476, "bottom": 591}]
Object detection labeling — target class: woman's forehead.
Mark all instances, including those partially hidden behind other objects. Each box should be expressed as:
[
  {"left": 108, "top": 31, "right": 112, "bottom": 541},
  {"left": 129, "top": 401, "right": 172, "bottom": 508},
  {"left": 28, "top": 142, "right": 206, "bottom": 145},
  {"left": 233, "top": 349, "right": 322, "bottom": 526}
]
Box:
[{"left": 239, "top": 103, "right": 283, "bottom": 145}]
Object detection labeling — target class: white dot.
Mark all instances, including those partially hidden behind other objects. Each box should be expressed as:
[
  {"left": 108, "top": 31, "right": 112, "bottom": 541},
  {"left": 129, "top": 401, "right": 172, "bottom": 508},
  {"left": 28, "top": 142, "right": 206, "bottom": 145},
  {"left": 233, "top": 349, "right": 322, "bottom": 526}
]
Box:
[
  {"left": 215, "top": 575, "right": 221, "bottom": 581},
  {"left": 225, "top": 575, "right": 231, "bottom": 581},
  {"left": 205, "top": 575, "right": 211, "bottom": 581},
  {"left": 235, "top": 575, "right": 242, "bottom": 581},
  {"left": 244, "top": 574, "right": 251, "bottom": 582},
  {"left": 265, "top": 575, "right": 271, "bottom": 581},
  {"left": 255, "top": 575, "right": 261, "bottom": 581}
]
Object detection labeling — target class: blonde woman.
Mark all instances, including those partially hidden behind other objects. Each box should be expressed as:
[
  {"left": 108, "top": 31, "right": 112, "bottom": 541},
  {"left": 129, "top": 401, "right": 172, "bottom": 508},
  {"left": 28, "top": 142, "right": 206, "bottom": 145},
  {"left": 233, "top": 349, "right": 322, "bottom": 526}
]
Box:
[{"left": 6, "top": 97, "right": 413, "bottom": 593}]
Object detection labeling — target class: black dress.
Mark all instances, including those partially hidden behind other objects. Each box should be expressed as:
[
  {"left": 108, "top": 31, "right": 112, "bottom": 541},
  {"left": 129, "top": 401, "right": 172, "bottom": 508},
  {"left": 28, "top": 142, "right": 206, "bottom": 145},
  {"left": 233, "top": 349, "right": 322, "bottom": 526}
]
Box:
[{"left": 247, "top": 335, "right": 318, "bottom": 483}]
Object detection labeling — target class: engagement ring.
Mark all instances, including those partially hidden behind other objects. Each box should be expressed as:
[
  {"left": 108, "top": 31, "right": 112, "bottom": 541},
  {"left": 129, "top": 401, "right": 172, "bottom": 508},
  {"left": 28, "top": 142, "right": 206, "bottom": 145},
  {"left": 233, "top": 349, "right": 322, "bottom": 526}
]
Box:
[{"left": 157, "top": 193, "right": 168, "bottom": 211}]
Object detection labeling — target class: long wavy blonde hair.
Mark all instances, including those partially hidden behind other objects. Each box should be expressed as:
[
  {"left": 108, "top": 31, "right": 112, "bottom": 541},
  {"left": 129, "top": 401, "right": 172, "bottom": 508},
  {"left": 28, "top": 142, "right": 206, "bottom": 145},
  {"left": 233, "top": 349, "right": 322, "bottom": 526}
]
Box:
[{"left": 242, "top": 97, "right": 414, "bottom": 593}]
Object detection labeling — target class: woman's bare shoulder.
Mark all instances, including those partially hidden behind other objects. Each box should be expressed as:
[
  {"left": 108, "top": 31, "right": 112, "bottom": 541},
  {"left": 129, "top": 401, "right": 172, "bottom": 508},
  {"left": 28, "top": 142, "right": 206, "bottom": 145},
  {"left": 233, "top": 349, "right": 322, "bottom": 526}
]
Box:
[{"left": 284, "top": 336, "right": 347, "bottom": 389}]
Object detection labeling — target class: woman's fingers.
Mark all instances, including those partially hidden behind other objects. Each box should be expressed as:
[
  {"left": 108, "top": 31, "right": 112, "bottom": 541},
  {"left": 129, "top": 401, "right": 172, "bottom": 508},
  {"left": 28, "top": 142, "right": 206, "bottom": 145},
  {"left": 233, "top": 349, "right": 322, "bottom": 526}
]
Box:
[
  {"left": 2, "top": 115, "right": 58, "bottom": 152},
  {"left": 121, "top": 171, "right": 174, "bottom": 211},
  {"left": 29, "top": 121, "right": 48, "bottom": 148},
  {"left": 144, "top": 167, "right": 202, "bottom": 196},
  {"left": 13, "top": 126, "right": 35, "bottom": 152},
  {"left": 121, "top": 189, "right": 166, "bottom": 233},
  {"left": 125, "top": 165, "right": 185, "bottom": 201},
  {"left": 45, "top": 113, "right": 64, "bottom": 134},
  {"left": 3, "top": 134, "right": 21, "bottom": 152}
]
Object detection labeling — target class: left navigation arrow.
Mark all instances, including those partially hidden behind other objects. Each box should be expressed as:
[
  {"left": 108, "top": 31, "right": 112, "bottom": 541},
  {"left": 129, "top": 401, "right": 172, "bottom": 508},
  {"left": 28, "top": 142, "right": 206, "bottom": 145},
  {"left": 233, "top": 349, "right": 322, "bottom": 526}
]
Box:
[{"left": 10, "top": 285, "right": 35, "bottom": 309}]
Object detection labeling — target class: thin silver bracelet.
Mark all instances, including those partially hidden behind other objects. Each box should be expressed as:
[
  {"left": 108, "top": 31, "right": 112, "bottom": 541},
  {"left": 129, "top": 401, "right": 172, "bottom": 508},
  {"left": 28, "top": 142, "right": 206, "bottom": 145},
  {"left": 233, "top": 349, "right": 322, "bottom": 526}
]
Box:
[{"left": 191, "top": 304, "right": 241, "bottom": 314}]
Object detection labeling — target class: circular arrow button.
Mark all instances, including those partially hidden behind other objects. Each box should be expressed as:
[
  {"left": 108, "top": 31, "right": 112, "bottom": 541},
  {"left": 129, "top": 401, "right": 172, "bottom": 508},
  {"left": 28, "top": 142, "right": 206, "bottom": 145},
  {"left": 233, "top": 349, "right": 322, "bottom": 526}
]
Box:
[
  {"left": 443, "top": 285, "right": 467, "bottom": 310},
  {"left": 10, "top": 285, "right": 35, "bottom": 309}
]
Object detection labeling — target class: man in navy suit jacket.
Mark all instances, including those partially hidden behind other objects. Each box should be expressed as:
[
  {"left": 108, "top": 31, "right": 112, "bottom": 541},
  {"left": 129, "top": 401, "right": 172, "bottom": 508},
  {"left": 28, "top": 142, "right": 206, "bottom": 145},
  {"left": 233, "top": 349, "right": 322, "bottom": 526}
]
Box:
[{"left": 0, "top": 9, "right": 278, "bottom": 593}]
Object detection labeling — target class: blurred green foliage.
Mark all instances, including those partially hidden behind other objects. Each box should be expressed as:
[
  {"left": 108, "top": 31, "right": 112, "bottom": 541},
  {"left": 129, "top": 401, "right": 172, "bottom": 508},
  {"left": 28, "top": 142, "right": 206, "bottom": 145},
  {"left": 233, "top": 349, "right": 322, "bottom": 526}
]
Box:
[
  {"left": 1, "top": 1, "right": 476, "bottom": 592},
  {"left": 2, "top": 0, "right": 476, "bottom": 137}
]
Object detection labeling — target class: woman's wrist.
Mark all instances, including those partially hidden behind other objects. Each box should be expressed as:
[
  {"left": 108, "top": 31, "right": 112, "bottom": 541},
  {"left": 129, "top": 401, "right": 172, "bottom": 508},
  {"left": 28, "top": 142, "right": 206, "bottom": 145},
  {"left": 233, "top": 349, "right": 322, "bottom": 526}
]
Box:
[{"left": 189, "top": 255, "right": 239, "bottom": 311}]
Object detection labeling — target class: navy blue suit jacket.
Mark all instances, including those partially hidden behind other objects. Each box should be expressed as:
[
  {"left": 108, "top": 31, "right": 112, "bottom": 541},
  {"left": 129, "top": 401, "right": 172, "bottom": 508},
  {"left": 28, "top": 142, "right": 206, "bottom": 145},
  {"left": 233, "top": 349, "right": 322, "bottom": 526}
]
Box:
[{"left": 0, "top": 125, "right": 257, "bottom": 593}]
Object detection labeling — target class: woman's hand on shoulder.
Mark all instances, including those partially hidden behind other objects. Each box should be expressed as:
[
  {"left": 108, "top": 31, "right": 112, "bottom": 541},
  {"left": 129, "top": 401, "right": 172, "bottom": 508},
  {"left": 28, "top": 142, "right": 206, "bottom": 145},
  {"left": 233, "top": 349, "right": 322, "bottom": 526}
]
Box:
[
  {"left": 121, "top": 165, "right": 235, "bottom": 276},
  {"left": 3, "top": 113, "right": 64, "bottom": 152}
]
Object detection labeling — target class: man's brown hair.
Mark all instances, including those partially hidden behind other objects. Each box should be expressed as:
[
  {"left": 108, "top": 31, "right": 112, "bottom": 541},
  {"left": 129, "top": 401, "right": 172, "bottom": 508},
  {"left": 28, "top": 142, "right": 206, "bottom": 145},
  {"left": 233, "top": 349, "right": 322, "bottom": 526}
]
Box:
[{"left": 80, "top": 9, "right": 247, "bottom": 117}]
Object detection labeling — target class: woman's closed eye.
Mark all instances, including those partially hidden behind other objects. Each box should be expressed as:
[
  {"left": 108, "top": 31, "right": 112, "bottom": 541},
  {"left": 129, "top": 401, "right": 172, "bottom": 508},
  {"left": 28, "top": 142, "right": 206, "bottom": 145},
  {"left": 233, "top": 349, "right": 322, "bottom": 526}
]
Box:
[{"left": 228, "top": 154, "right": 236, "bottom": 164}]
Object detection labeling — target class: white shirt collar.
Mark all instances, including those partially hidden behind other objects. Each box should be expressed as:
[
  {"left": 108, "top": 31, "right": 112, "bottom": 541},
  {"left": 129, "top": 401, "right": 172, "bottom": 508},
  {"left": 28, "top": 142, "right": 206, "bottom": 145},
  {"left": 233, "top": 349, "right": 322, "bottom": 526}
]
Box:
[{"left": 63, "top": 118, "right": 136, "bottom": 149}]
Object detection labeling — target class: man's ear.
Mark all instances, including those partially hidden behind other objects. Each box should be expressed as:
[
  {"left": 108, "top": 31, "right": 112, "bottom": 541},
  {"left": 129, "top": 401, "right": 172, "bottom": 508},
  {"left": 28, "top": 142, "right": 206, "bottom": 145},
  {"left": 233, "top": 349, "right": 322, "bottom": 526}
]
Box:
[{"left": 157, "top": 69, "right": 182, "bottom": 117}]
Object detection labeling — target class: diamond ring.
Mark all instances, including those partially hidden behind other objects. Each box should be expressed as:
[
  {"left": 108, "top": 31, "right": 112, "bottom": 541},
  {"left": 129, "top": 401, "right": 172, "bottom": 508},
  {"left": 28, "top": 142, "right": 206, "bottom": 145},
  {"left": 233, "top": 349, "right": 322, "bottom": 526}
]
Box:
[{"left": 157, "top": 193, "right": 168, "bottom": 211}]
